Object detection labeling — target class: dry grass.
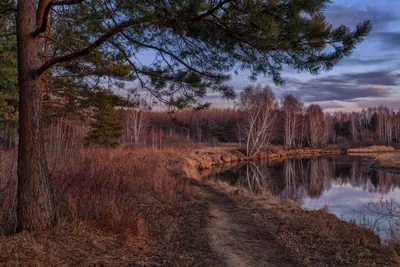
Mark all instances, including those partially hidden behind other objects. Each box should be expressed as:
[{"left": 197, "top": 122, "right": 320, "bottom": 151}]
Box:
[
  {"left": 348, "top": 145, "right": 396, "bottom": 153},
  {"left": 2, "top": 143, "right": 399, "bottom": 265},
  {"left": 374, "top": 153, "right": 400, "bottom": 169},
  {"left": 203, "top": 175, "right": 397, "bottom": 265},
  {"left": 0, "top": 150, "right": 17, "bottom": 235},
  {"left": 0, "top": 147, "right": 202, "bottom": 266},
  {"left": 224, "top": 192, "right": 396, "bottom": 266}
]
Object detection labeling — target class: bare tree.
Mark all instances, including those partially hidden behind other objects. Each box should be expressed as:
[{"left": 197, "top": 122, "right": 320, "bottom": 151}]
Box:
[
  {"left": 322, "top": 113, "right": 333, "bottom": 146},
  {"left": 281, "top": 94, "right": 303, "bottom": 148},
  {"left": 350, "top": 112, "right": 357, "bottom": 141},
  {"left": 237, "top": 85, "right": 277, "bottom": 158},
  {"left": 306, "top": 104, "right": 325, "bottom": 148},
  {"left": 123, "top": 99, "right": 150, "bottom": 144},
  {"left": 394, "top": 110, "right": 400, "bottom": 144}
]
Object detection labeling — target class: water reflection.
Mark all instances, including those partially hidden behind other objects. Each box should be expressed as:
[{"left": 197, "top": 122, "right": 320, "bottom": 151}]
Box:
[
  {"left": 209, "top": 155, "right": 400, "bottom": 241},
  {"left": 237, "top": 163, "right": 274, "bottom": 196},
  {"left": 211, "top": 156, "right": 400, "bottom": 200}
]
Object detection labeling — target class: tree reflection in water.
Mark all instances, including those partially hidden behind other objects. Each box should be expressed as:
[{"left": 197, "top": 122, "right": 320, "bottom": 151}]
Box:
[
  {"left": 211, "top": 155, "right": 400, "bottom": 201},
  {"left": 210, "top": 155, "right": 400, "bottom": 241},
  {"left": 237, "top": 162, "right": 275, "bottom": 196}
]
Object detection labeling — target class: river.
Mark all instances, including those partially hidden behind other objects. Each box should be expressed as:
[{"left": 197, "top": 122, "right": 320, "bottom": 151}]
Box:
[{"left": 208, "top": 154, "right": 400, "bottom": 242}]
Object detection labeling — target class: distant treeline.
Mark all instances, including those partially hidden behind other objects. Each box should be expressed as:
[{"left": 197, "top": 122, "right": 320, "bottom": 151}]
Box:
[
  {"left": 138, "top": 105, "right": 400, "bottom": 148},
  {"left": 1, "top": 99, "right": 400, "bottom": 150}
]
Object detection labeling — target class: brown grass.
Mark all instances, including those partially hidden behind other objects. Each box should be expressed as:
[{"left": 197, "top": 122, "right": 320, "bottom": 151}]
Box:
[
  {"left": 0, "top": 147, "right": 201, "bottom": 265},
  {"left": 348, "top": 145, "right": 396, "bottom": 153},
  {"left": 225, "top": 192, "right": 396, "bottom": 266},
  {"left": 0, "top": 150, "right": 17, "bottom": 235},
  {"left": 2, "top": 144, "right": 398, "bottom": 265},
  {"left": 374, "top": 153, "right": 400, "bottom": 169}
]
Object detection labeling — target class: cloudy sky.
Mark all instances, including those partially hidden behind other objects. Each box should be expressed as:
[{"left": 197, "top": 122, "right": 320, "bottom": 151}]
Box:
[{"left": 209, "top": 0, "right": 400, "bottom": 112}]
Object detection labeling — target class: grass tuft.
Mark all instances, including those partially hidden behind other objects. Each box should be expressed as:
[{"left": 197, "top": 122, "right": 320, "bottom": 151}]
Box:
[
  {"left": 374, "top": 153, "right": 400, "bottom": 169},
  {"left": 348, "top": 145, "right": 396, "bottom": 153}
]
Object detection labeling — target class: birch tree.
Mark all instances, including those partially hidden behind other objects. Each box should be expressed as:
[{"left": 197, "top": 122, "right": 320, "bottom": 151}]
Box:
[
  {"left": 306, "top": 104, "right": 325, "bottom": 148},
  {"left": 281, "top": 94, "right": 303, "bottom": 148},
  {"left": 238, "top": 85, "right": 277, "bottom": 158},
  {"left": 123, "top": 98, "right": 150, "bottom": 144}
]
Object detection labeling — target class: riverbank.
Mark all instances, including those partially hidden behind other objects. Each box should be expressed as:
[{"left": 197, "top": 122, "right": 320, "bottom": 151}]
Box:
[
  {"left": 183, "top": 145, "right": 399, "bottom": 176},
  {"left": 1, "top": 146, "right": 398, "bottom": 266},
  {"left": 371, "top": 153, "right": 400, "bottom": 174},
  {"left": 183, "top": 146, "right": 341, "bottom": 174},
  {"left": 182, "top": 146, "right": 399, "bottom": 266},
  {"left": 348, "top": 145, "right": 396, "bottom": 154},
  {"left": 197, "top": 180, "right": 396, "bottom": 266}
]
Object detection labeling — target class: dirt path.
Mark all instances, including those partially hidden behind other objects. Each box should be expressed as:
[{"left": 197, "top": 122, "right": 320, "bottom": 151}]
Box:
[{"left": 199, "top": 185, "right": 300, "bottom": 267}]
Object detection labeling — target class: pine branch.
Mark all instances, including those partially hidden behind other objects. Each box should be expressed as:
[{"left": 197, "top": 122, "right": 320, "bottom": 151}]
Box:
[
  {"left": 40, "top": 36, "right": 74, "bottom": 52},
  {"left": 0, "top": 32, "right": 16, "bottom": 38},
  {"left": 37, "top": 20, "right": 136, "bottom": 76},
  {"left": 32, "top": 0, "right": 85, "bottom": 37},
  {"left": 0, "top": 8, "right": 17, "bottom": 15},
  {"left": 192, "top": 0, "right": 232, "bottom": 21},
  {"left": 119, "top": 31, "right": 221, "bottom": 79}
]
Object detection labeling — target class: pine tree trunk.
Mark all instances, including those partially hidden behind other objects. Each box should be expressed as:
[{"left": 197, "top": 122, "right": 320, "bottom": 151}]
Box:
[{"left": 16, "top": 0, "right": 55, "bottom": 232}]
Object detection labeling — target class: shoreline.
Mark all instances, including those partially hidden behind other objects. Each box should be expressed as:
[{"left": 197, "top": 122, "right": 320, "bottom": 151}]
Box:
[
  {"left": 183, "top": 146, "right": 400, "bottom": 176},
  {"left": 370, "top": 162, "right": 400, "bottom": 175},
  {"left": 183, "top": 147, "right": 342, "bottom": 173},
  {"left": 370, "top": 165, "right": 400, "bottom": 174},
  {"left": 369, "top": 152, "right": 400, "bottom": 174},
  {"left": 180, "top": 148, "right": 397, "bottom": 266}
]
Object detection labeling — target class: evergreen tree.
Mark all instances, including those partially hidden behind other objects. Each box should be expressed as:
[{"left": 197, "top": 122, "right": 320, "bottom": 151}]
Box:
[
  {"left": 333, "top": 120, "right": 351, "bottom": 138},
  {"left": 369, "top": 112, "right": 379, "bottom": 132},
  {"left": 334, "top": 121, "right": 341, "bottom": 137},
  {"left": 210, "top": 116, "right": 237, "bottom": 142},
  {"left": 340, "top": 121, "right": 351, "bottom": 137},
  {"left": 84, "top": 91, "right": 125, "bottom": 147}
]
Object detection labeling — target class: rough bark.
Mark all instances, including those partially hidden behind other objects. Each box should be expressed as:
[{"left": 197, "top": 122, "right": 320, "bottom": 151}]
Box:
[{"left": 16, "top": 0, "right": 55, "bottom": 232}]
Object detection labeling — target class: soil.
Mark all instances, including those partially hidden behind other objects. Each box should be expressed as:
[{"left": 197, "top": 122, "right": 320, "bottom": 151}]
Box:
[
  {"left": 200, "top": 184, "right": 300, "bottom": 267},
  {"left": 185, "top": 179, "right": 397, "bottom": 267}
]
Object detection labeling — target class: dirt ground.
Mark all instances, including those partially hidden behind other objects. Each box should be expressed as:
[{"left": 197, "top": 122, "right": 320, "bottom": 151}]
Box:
[
  {"left": 189, "top": 180, "right": 397, "bottom": 267},
  {"left": 202, "top": 185, "right": 299, "bottom": 267}
]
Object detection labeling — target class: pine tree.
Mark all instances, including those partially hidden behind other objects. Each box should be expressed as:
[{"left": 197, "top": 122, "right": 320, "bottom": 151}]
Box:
[
  {"left": 84, "top": 91, "right": 124, "bottom": 147},
  {"left": 370, "top": 112, "right": 379, "bottom": 132}
]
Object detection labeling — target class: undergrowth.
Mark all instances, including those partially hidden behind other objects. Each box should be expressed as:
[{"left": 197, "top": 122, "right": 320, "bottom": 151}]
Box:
[{"left": 0, "top": 147, "right": 195, "bottom": 265}]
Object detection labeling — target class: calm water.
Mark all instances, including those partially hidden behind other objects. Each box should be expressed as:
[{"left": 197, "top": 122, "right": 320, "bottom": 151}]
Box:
[{"left": 209, "top": 155, "right": 400, "bottom": 241}]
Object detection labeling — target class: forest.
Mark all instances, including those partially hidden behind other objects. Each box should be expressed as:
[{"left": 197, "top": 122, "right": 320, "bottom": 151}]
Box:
[{"left": 2, "top": 87, "right": 399, "bottom": 151}]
